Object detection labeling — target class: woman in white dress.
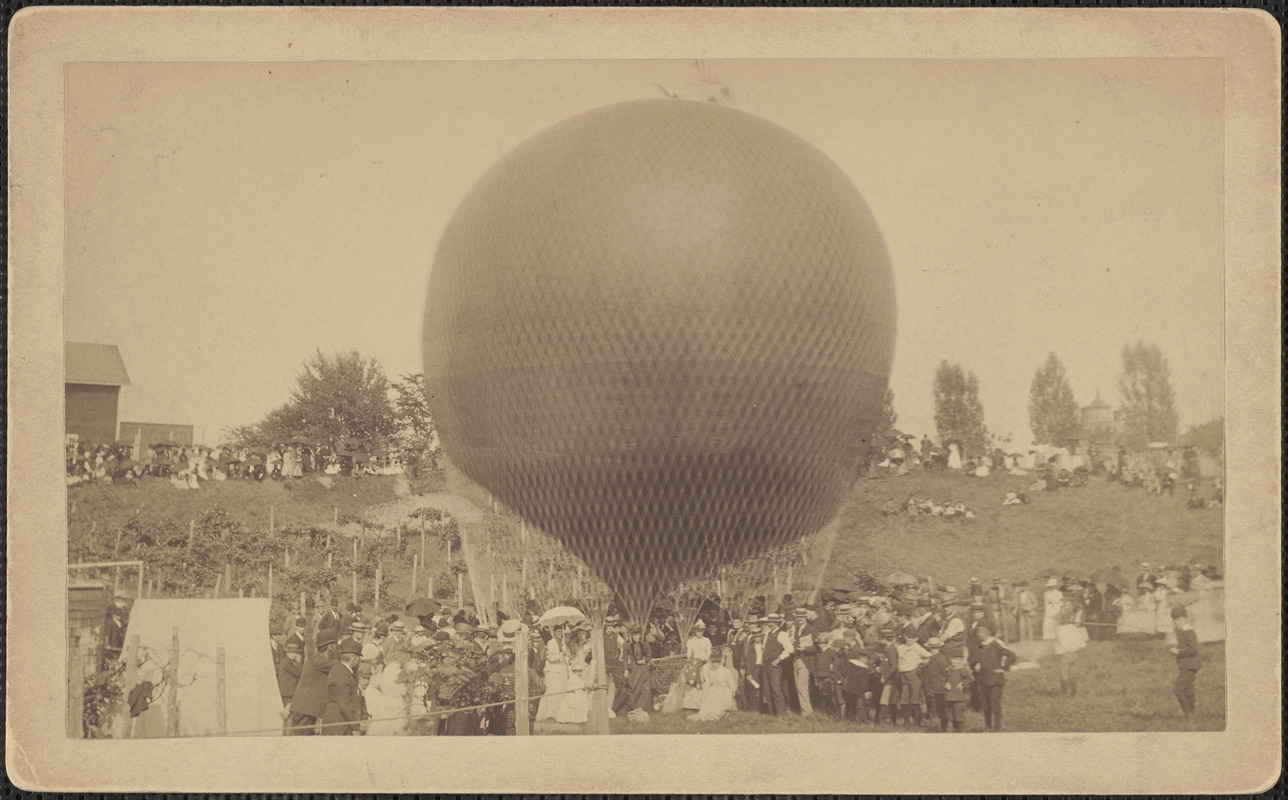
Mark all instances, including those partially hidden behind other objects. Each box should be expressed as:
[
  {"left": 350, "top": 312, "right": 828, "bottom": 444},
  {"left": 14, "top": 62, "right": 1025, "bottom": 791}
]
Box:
[
  {"left": 689, "top": 648, "right": 739, "bottom": 722},
  {"left": 947, "top": 443, "right": 963, "bottom": 470},
  {"left": 682, "top": 622, "right": 712, "bottom": 710},
  {"left": 1041, "top": 578, "right": 1063, "bottom": 641},
  {"left": 364, "top": 658, "right": 411, "bottom": 735},
  {"left": 554, "top": 630, "right": 592, "bottom": 724},
  {"left": 1053, "top": 597, "right": 1088, "bottom": 696},
  {"left": 535, "top": 627, "right": 569, "bottom": 721}
]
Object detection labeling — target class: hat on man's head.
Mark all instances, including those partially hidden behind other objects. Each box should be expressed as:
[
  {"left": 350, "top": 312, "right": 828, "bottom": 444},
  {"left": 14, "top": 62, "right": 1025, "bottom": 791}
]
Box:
[
  {"left": 498, "top": 619, "right": 525, "bottom": 641},
  {"left": 270, "top": 622, "right": 285, "bottom": 636},
  {"left": 295, "top": 617, "right": 307, "bottom": 629},
  {"left": 316, "top": 630, "right": 339, "bottom": 649},
  {"left": 433, "top": 630, "right": 451, "bottom": 642},
  {"left": 1139, "top": 562, "right": 1151, "bottom": 570},
  {"left": 374, "top": 623, "right": 389, "bottom": 636},
  {"left": 1170, "top": 605, "right": 1188, "bottom": 619},
  {"left": 350, "top": 620, "right": 369, "bottom": 632},
  {"left": 793, "top": 607, "right": 808, "bottom": 618},
  {"left": 285, "top": 640, "right": 303, "bottom": 654},
  {"left": 1045, "top": 577, "right": 1059, "bottom": 588},
  {"left": 357, "top": 662, "right": 375, "bottom": 678},
  {"left": 969, "top": 577, "right": 981, "bottom": 585},
  {"left": 605, "top": 614, "right": 621, "bottom": 624},
  {"left": 925, "top": 637, "right": 944, "bottom": 649},
  {"left": 338, "top": 637, "right": 362, "bottom": 656},
  {"left": 916, "top": 597, "right": 931, "bottom": 608},
  {"left": 836, "top": 603, "right": 856, "bottom": 615},
  {"left": 766, "top": 612, "right": 783, "bottom": 624},
  {"left": 879, "top": 625, "right": 896, "bottom": 637}
]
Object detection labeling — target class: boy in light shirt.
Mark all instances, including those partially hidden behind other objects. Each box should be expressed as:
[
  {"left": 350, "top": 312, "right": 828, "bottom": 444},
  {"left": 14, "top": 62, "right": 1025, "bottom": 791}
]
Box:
[{"left": 894, "top": 623, "right": 933, "bottom": 727}]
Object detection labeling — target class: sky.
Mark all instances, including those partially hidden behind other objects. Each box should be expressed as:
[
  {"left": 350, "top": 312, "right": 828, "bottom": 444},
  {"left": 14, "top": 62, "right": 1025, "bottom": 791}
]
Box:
[{"left": 64, "top": 58, "right": 1224, "bottom": 446}]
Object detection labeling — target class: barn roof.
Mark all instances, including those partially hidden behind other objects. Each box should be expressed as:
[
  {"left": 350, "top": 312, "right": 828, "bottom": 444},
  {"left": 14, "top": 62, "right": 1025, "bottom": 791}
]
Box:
[{"left": 65, "top": 342, "right": 131, "bottom": 387}]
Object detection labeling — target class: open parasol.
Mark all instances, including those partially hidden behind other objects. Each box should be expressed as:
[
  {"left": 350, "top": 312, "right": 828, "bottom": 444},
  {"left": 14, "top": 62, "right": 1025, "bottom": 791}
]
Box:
[
  {"left": 884, "top": 571, "right": 918, "bottom": 586},
  {"left": 536, "top": 606, "right": 587, "bottom": 627},
  {"left": 405, "top": 597, "right": 440, "bottom": 617}
]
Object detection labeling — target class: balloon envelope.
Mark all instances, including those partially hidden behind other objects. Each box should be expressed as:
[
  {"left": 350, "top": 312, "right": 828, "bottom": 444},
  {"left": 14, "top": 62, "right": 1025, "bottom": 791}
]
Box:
[{"left": 424, "top": 99, "right": 896, "bottom": 620}]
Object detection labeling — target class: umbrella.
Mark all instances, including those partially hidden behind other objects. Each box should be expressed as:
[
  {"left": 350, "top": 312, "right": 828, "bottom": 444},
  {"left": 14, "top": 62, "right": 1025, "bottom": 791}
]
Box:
[
  {"left": 405, "top": 597, "right": 440, "bottom": 617},
  {"left": 883, "top": 429, "right": 906, "bottom": 439},
  {"left": 884, "top": 571, "right": 918, "bottom": 586},
  {"left": 152, "top": 442, "right": 179, "bottom": 449},
  {"left": 536, "top": 606, "right": 587, "bottom": 627},
  {"left": 287, "top": 435, "right": 314, "bottom": 445},
  {"left": 1034, "top": 567, "right": 1061, "bottom": 579}
]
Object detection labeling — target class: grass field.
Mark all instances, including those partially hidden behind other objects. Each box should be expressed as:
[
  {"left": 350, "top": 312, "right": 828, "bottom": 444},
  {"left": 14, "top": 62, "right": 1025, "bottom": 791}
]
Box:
[{"left": 67, "top": 463, "right": 1224, "bottom": 733}]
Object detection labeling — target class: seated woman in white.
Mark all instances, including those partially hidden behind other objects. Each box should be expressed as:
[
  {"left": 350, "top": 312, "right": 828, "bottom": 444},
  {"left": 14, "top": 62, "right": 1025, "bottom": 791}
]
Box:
[{"left": 688, "top": 649, "right": 739, "bottom": 722}]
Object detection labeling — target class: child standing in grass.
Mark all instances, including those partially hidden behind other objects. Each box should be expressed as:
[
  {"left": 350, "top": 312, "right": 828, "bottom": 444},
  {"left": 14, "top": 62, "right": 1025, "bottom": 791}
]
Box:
[{"left": 943, "top": 656, "right": 974, "bottom": 732}]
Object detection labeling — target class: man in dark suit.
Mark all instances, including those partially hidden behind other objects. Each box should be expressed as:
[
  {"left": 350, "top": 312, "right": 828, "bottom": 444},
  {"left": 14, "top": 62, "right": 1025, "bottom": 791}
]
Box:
[
  {"left": 287, "top": 630, "right": 338, "bottom": 735},
  {"left": 971, "top": 624, "right": 1016, "bottom": 731},
  {"left": 317, "top": 598, "right": 342, "bottom": 639},
  {"left": 1169, "top": 605, "right": 1201, "bottom": 726},
  {"left": 320, "top": 638, "right": 363, "bottom": 735}
]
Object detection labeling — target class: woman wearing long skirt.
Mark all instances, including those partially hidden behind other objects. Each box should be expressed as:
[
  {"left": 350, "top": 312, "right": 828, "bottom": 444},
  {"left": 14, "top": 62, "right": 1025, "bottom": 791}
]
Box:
[
  {"left": 554, "top": 631, "right": 592, "bottom": 724},
  {"left": 1053, "top": 598, "right": 1088, "bottom": 696},
  {"left": 535, "top": 627, "right": 569, "bottom": 721},
  {"left": 1042, "top": 578, "right": 1063, "bottom": 641},
  {"left": 689, "top": 649, "right": 739, "bottom": 722}
]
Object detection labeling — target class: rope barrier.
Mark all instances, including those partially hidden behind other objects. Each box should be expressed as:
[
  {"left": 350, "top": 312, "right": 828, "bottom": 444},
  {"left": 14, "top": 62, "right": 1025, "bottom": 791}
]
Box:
[{"left": 173, "top": 682, "right": 612, "bottom": 738}]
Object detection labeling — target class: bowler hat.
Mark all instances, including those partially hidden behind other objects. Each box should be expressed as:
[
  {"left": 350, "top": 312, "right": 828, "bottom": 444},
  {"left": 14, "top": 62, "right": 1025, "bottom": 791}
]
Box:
[
  {"left": 339, "top": 638, "right": 362, "bottom": 656},
  {"left": 1170, "top": 605, "right": 1188, "bottom": 618}
]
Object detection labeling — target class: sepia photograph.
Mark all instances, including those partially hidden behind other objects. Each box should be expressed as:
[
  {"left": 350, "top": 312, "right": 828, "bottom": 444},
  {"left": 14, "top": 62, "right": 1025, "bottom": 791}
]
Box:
[{"left": 7, "top": 7, "right": 1281, "bottom": 795}]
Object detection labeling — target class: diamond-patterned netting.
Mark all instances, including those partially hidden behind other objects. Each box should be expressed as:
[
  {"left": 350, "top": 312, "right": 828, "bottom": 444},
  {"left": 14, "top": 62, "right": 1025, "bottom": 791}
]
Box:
[{"left": 423, "top": 99, "right": 896, "bottom": 623}]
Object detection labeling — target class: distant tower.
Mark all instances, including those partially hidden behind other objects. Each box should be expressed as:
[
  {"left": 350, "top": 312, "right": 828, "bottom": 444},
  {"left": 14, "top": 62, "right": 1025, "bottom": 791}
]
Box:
[{"left": 1080, "top": 388, "right": 1117, "bottom": 435}]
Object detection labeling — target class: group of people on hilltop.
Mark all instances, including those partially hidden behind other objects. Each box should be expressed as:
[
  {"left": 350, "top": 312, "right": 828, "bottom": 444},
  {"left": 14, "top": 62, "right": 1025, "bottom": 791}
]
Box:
[{"left": 66, "top": 436, "right": 404, "bottom": 488}]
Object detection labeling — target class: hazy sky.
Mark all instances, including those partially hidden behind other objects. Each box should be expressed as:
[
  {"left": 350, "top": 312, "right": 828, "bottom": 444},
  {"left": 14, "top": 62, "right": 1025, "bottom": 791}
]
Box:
[{"left": 65, "top": 58, "right": 1224, "bottom": 446}]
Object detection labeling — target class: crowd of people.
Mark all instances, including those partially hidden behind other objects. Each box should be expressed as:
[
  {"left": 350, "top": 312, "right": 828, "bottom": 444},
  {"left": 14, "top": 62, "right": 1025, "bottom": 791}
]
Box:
[
  {"left": 170, "top": 553, "right": 1213, "bottom": 736},
  {"left": 65, "top": 437, "right": 405, "bottom": 488},
  {"left": 882, "top": 497, "right": 977, "bottom": 519}
]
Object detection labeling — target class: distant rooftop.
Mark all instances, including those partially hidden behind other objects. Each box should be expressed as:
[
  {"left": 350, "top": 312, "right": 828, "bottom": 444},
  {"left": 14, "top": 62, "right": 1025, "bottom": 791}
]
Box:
[{"left": 65, "top": 342, "right": 131, "bottom": 387}]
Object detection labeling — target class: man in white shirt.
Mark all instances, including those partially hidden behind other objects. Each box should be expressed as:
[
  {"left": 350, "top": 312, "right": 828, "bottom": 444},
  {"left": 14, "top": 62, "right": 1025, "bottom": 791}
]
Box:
[{"left": 761, "top": 613, "right": 794, "bottom": 716}]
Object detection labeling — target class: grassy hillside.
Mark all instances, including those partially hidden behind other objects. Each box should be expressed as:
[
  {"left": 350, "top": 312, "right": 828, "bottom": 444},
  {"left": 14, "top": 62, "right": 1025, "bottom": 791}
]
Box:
[{"left": 823, "top": 469, "right": 1223, "bottom": 591}]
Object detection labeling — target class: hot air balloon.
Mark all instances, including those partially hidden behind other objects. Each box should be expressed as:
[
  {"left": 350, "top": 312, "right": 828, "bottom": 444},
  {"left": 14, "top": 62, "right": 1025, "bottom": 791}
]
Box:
[{"left": 423, "top": 99, "right": 896, "bottom": 623}]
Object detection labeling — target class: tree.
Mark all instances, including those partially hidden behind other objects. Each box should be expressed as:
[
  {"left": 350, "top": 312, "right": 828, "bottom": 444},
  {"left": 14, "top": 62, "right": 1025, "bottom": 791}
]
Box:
[
  {"left": 1117, "top": 341, "right": 1179, "bottom": 447},
  {"left": 1180, "top": 417, "right": 1224, "bottom": 455},
  {"left": 879, "top": 387, "right": 898, "bottom": 433},
  {"left": 933, "top": 361, "right": 989, "bottom": 456},
  {"left": 1028, "top": 352, "right": 1082, "bottom": 446},
  {"left": 229, "top": 350, "right": 399, "bottom": 448},
  {"left": 392, "top": 373, "right": 442, "bottom": 471}
]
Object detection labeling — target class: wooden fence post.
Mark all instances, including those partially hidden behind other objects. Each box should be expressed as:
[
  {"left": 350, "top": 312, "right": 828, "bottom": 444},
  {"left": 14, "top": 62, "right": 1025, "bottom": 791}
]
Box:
[
  {"left": 352, "top": 570, "right": 358, "bottom": 606},
  {"left": 187, "top": 520, "right": 195, "bottom": 555},
  {"left": 588, "top": 627, "right": 610, "bottom": 735},
  {"left": 167, "top": 627, "right": 181, "bottom": 737},
  {"left": 411, "top": 556, "right": 418, "bottom": 600},
  {"left": 327, "top": 553, "right": 333, "bottom": 569},
  {"left": 215, "top": 647, "right": 227, "bottom": 736},
  {"left": 225, "top": 564, "right": 233, "bottom": 597},
  {"left": 212, "top": 573, "right": 223, "bottom": 598},
  {"left": 515, "top": 627, "right": 530, "bottom": 736},
  {"left": 67, "top": 637, "right": 85, "bottom": 738}
]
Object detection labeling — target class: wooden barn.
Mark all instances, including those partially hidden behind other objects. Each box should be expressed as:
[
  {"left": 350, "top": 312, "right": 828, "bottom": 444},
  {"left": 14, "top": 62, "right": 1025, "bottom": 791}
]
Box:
[{"left": 65, "top": 342, "right": 131, "bottom": 443}]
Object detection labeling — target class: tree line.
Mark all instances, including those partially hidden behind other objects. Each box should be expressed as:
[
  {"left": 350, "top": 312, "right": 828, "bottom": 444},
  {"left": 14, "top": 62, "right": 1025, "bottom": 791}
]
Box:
[{"left": 883, "top": 340, "right": 1219, "bottom": 456}]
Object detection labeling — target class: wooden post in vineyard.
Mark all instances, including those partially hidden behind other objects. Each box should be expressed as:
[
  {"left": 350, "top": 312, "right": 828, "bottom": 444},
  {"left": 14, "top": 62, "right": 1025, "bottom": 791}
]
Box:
[
  {"left": 786, "top": 564, "right": 794, "bottom": 597},
  {"left": 446, "top": 540, "right": 452, "bottom": 564},
  {"left": 326, "top": 531, "right": 331, "bottom": 550},
  {"left": 215, "top": 647, "right": 227, "bottom": 736},
  {"left": 299, "top": 592, "right": 306, "bottom": 620},
  {"left": 420, "top": 518, "right": 426, "bottom": 564},
  {"left": 428, "top": 576, "right": 434, "bottom": 600},
  {"left": 285, "top": 548, "right": 291, "bottom": 569},
  {"left": 225, "top": 564, "right": 233, "bottom": 598},
  {"left": 515, "top": 626, "right": 530, "bottom": 736},
  {"left": 411, "top": 555, "right": 419, "bottom": 599},
  {"left": 327, "top": 553, "right": 333, "bottom": 569},
  {"left": 187, "top": 520, "right": 195, "bottom": 555},
  {"left": 396, "top": 522, "right": 402, "bottom": 551},
  {"left": 213, "top": 574, "right": 223, "bottom": 598},
  {"left": 351, "top": 569, "right": 358, "bottom": 607},
  {"left": 457, "top": 572, "right": 464, "bottom": 609},
  {"left": 352, "top": 538, "right": 358, "bottom": 565},
  {"left": 166, "top": 627, "right": 181, "bottom": 738},
  {"left": 268, "top": 563, "right": 274, "bottom": 602},
  {"left": 238, "top": 587, "right": 245, "bottom": 598},
  {"left": 374, "top": 563, "right": 382, "bottom": 612}
]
